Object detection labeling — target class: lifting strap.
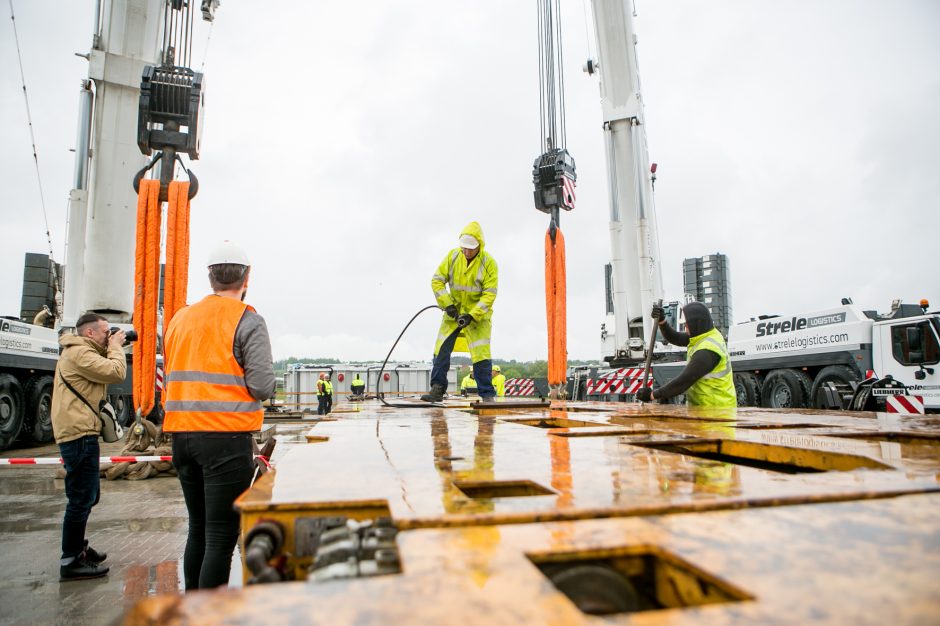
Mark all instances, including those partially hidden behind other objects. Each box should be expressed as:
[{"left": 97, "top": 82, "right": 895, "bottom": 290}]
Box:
[
  {"left": 545, "top": 227, "right": 567, "bottom": 392},
  {"left": 133, "top": 180, "right": 161, "bottom": 418},
  {"left": 163, "top": 180, "right": 191, "bottom": 337}
]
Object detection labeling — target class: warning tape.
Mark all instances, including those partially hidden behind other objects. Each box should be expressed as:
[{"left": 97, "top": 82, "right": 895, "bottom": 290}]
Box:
[{"left": 0, "top": 455, "right": 269, "bottom": 466}]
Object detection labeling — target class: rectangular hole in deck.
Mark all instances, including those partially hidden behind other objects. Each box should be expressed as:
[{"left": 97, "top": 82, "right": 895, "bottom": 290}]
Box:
[
  {"left": 819, "top": 431, "right": 940, "bottom": 446},
  {"left": 502, "top": 417, "right": 608, "bottom": 429},
  {"left": 454, "top": 479, "right": 556, "bottom": 498},
  {"left": 628, "top": 439, "right": 892, "bottom": 473},
  {"left": 736, "top": 423, "right": 833, "bottom": 430},
  {"left": 528, "top": 545, "right": 752, "bottom": 616}
]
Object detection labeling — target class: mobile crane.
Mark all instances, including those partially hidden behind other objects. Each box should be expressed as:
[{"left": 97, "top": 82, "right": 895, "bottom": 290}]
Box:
[{"left": 0, "top": 0, "right": 214, "bottom": 450}]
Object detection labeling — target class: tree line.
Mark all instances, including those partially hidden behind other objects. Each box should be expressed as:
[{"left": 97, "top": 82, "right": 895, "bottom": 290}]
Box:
[{"left": 273, "top": 357, "right": 601, "bottom": 379}]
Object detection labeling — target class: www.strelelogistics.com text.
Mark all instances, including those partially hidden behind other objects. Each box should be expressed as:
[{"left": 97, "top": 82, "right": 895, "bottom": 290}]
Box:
[{"left": 754, "top": 332, "right": 850, "bottom": 352}]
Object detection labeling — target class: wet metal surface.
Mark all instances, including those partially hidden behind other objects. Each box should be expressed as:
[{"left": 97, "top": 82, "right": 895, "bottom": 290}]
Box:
[
  {"left": 124, "top": 400, "right": 940, "bottom": 625},
  {"left": 0, "top": 423, "right": 310, "bottom": 626}
]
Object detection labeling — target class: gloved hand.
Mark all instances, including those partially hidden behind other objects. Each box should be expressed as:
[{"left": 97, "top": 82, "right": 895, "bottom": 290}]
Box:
[
  {"left": 651, "top": 303, "right": 665, "bottom": 322},
  {"left": 444, "top": 305, "right": 458, "bottom": 319},
  {"left": 635, "top": 387, "right": 653, "bottom": 402},
  {"left": 456, "top": 313, "right": 473, "bottom": 328}
]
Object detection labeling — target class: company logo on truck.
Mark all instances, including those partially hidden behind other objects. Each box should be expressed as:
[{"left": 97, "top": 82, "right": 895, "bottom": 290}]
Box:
[
  {"left": 0, "top": 320, "right": 31, "bottom": 336},
  {"left": 755, "top": 312, "right": 846, "bottom": 337}
]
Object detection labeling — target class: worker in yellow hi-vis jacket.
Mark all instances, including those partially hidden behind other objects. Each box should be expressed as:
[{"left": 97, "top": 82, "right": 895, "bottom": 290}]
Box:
[{"left": 421, "top": 222, "right": 498, "bottom": 403}]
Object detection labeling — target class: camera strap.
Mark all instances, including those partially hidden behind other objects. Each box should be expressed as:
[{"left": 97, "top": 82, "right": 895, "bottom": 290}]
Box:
[{"left": 58, "top": 372, "right": 100, "bottom": 419}]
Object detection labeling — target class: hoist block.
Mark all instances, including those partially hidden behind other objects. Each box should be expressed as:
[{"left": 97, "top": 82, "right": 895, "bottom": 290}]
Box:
[
  {"left": 137, "top": 65, "right": 204, "bottom": 159},
  {"left": 532, "top": 148, "right": 577, "bottom": 214}
]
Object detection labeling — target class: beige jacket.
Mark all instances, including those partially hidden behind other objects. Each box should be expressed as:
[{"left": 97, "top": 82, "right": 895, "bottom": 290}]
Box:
[{"left": 52, "top": 334, "right": 127, "bottom": 444}]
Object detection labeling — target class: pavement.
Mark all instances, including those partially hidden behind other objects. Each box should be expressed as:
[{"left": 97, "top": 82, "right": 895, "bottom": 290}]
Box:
[{"left": 0, "top": 423, "right": 311, "bottom": 626}]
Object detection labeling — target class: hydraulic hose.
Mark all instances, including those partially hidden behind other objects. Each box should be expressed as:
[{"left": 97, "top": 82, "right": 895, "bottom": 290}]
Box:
[{"left": 376, "top": 305, "right": 444, "bottom": 408}]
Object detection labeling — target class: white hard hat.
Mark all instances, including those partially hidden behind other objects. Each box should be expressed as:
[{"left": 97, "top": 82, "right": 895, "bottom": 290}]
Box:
[
  {"left": 458, "top": 234, "right": 479, "bottom": 249},
  {"left": 207, "top": 240, "right": 250, "bottom": 267}
]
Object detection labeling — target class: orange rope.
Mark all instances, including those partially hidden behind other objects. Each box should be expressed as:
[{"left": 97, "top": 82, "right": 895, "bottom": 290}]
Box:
[
  {"left": 545, "top": 228, "right": 567, "bottom": 387},
  {"left": 163, "top": 181, "right": 190, "bottom": 337},
  {"left": 133, "top": 180, "right": 161, "bottom": 417}
]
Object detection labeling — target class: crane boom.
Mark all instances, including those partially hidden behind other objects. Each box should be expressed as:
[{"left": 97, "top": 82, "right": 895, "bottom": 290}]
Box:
[
  {"left": 589, "top": 0, "right": 665, "bottom": 365},
  {"left": 62, "top": 0, "right": 167, "bottom": 327}
]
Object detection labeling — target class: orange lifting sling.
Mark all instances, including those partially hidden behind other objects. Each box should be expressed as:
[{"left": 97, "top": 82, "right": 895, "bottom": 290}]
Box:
[
  {"left": 133, "top": 179, "right": 191, "bottom": 418},
  {"left": 544, "top": 228, "right": 567, "bottom": 393}
]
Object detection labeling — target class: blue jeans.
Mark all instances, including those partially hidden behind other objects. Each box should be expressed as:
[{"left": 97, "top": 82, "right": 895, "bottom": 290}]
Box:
[
  {"left": 431, "top": 328, "right": 495, "bottom": 398},
  {"left": 59, "top": 435, "right": 101, "bottom": 559},
  {"left": 173, "top": 432, "right": 255, "bottom": 590}
]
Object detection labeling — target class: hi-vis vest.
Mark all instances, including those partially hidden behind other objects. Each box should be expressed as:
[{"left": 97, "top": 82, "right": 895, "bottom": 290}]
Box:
[
  {"left": 163, "top": 295, "right": 263, "bottom": 432},
  {"left": 685, "top": 327, "right": 737, "bottom": 408}
]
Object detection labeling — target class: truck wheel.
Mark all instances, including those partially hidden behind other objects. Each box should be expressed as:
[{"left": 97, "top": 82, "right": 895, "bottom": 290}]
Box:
[
  {"left": 733, "top": 373, "right": 761, "bottom": 407},
  {"left": 110, "top": 394, "right": 132, "bottom": 428},
  {"left": 23, "top": 375, "right": 54, "bottom": 443},
  {"left": 760, "top": 369, "right": 807, "bottom": 409},
  {"left": 0, "top": 374, "right": 26, "bottom": 451},
  {"left": 809, "top": 366, "right": 858, "bottom": 409}
]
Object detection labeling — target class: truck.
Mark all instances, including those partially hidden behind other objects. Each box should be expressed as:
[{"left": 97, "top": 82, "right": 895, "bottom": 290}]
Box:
[{"left": 653, "top": 299, "right": 940, "bottom": 413}]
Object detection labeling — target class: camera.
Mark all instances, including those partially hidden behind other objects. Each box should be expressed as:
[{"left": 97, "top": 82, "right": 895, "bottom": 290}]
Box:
[{"left": 109, "top": 327, "right": 138, "bottom": 345}]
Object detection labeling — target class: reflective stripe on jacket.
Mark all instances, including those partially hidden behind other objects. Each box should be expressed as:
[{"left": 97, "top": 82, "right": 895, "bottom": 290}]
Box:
[
  {"left": 432, "top": 221, "right": 498, "bottom": 363},
  {"left": 163, "top": 295, "right": 263, "bottom": 432},
  {"left": 685, "top": 328, "right": 736, "bottom": 408}
]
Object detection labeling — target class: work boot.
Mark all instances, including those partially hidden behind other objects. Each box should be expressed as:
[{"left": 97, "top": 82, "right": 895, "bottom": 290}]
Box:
[
  {"left": 480, "top": 396, "right": 498, "bottom": 403},
  {"left": 421, "top": 384, "right": 446, "bottom": 403},
  {"left": 83, "top": 540, "right": 107, "bottom": 564},
  {"left": 60, "top": 554, "right": 109, "bottom": 582}
]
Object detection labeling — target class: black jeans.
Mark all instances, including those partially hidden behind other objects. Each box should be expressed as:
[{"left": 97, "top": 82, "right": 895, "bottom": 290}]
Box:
[
  {"left": 172, "top": 432, "right": 255, "bottom": 590},
  {"left": 317, "top": 395, "right": 327, "bottom": 415},
  {"left": 430, "top": 328, "right": 495, "bottom": 397},
  {"left": 59, "top": 435, "right": 101, "bottom": 559}
]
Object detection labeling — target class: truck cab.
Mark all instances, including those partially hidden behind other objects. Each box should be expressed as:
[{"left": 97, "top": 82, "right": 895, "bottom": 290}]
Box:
[{"left": 872, "top": 314, "right": 940, "bottom": 410}]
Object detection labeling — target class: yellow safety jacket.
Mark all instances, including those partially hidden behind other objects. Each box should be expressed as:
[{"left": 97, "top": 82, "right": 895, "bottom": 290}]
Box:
[
  {"left": 492, "top": 373, "right": 506, "bottom": 397},
  {"left": 685, "top": 328, "right": 736, "bottom": 408},
  {"left": 163, "top": 295, "right": 263, "bottom": 432},
  {"left": 432, "top": 222, "right": 498, "bottom": 363},
  {"left": 324, "top": 380, "right": 333, "bottom": 395},
  {"left": 461, "top": 374, "right": 477, "bottom": 393}
]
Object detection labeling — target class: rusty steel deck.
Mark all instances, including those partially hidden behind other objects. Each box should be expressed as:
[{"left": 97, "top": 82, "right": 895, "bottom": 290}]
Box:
[{"left": 124, "top": 400, "right": 940, "bottom": 625}]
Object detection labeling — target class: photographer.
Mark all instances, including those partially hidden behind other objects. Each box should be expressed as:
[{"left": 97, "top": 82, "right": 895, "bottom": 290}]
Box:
[{"left": 52, "top": 312, "right": 127, "bottom": 581}]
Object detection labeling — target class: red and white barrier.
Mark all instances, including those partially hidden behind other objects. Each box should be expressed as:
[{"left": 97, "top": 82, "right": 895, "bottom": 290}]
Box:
[
  {"left": 0, "top": 455, "right": 173, "bottom": 465},
  {"left": 885, "top": 395, "right": 925, "bottom": 415},
  {"left": 505, "top": 378, "right": 536, "bottom": 397},
  {"left": 586, "top": 368, "right": 650, "bottom": 395}
]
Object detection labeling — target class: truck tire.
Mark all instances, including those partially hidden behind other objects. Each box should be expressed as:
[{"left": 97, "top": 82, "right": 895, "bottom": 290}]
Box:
[
  {"left": 110, "top": 394, "right": 132, "bottom": 428},
  {"left": 0, "top": 374, "right": 25, "bottom": 451},
  {"left": 23, "top": 375, "right": 54, "bottom": 443},
  {"left": 810, "top": 365, "right": 859, "bottom": 409},
  {"left": 733, "top": 373, "right": 761, "bottom": 407},
  {"left": 760, "top": 369, "right": 808, "bottom": 409}
]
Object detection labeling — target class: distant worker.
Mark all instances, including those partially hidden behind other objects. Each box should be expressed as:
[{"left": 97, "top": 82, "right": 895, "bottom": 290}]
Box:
[
  {"left": 421, "top": 222, "right": 498, "bottom": 403},
  {"left": 53, "top": 313, "right": 127, "bottom": 581},
  {"left": 460, "top": 372, "right": 477, "bottom": 396},
  {"left": 350, "top": 374, "right": 365, "bottom": 398},
  {"left": 323, "top": 375, "right": 334, "bottom": 414},
  {"left": 316, "top": 373, "right": 328, "bottom": 415},
  {"left": 635, "top": 302, "right": 736, "bottom": 407},
  {"left": 491, "top": 365, "right": 506, "bottom": 397},
  {"left": 163, "top": 241, "right": 276, "bottom": 590}
]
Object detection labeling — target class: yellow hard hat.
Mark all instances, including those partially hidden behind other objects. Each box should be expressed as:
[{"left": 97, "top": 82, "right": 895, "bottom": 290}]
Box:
[{"left": 492, "top": 365, "right": 501, "bottom": 372}]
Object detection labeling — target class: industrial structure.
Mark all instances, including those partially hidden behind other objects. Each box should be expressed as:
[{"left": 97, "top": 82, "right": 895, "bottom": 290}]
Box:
[{"left": 682, "top": 253, "right": 732, "bottom": 337}]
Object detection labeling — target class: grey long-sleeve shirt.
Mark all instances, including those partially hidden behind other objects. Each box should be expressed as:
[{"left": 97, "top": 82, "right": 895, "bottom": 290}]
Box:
[{"left": 233, "top": 309, "right": 277, "bottom": 401}]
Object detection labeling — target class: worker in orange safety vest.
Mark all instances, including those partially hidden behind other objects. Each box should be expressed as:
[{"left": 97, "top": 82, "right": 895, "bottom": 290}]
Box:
[{"left": 163, "top": 240, "right": 276, "bottom": 590}]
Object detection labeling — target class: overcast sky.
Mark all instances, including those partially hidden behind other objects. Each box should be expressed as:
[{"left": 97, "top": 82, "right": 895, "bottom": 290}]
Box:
[{"left": 2, "top": 1, "right": 938, "bottom": 362}]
